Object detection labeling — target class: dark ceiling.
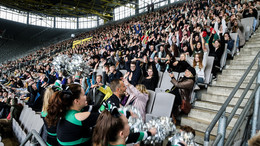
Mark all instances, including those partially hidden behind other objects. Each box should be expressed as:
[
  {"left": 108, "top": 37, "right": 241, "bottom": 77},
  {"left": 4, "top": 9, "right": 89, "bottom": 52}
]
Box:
[{"left": 0, "top": 0, "right": 137, "bottom": 20}]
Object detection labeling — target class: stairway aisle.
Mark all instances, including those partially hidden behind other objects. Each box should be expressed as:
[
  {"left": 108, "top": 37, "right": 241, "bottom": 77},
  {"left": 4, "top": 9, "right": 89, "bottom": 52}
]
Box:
[{"left": 180, "top": 29, "right": 260, "bottom": 145}]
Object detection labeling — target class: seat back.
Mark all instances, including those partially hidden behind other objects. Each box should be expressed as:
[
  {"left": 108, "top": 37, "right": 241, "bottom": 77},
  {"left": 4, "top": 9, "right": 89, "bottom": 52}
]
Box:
[
  {"left": 157, "top": 71, "right": 163, "bottom": 88},
  {"left": 187, "top": 57, "right": 194, "bottom": 66},
  {"left": 19, "top": 105, "right": 28, "bottom": 123},
  {"left": 146, "top": 90, "right": 156, "bottom": 114},
  {"left": 23, "top": 108, "right": 34, "bottom": 132},
  {"left": 119, "top": 70, "right": 127, "bottom": 76},
  {"left": 150, "top": 92, "right": 175, "bottom": 117},
  {"left": 31, "top": 114, "right": 44, "bottom": 133},
  {"left": 229, "top": 33, "right": 238, "bottom": 57},
  {"left": 159, "top": 72, "right": 172, "bottom": 90},
  {"left": 220, "top": 44, "right": 228, "bottom": 71},
  {"left": 204, "top": 56, "right": 214, "bottom": 84},
  {"left": 241, "top": 17, "right": 254, "bottom": 40}
]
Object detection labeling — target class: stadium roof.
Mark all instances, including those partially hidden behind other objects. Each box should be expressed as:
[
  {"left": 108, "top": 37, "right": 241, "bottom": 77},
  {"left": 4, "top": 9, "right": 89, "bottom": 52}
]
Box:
[{"left": 0, "top": 0, "right": 137, "bottom": 20}]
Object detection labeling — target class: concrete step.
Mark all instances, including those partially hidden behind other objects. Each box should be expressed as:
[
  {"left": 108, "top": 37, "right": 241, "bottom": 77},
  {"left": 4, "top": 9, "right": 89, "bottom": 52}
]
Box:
[
  {"left": 188, "top": 108, "right": 238, "bottom": 128},
  {"left": 233, "top": 56, "right": 255, "bottom": 61},
  {"left": 217, "top": 74, "right": 255, "bottom": 82},
  {"left": 229, "top": 61, "right": 251, "bottom": 65},
  {"left": 249, "top": 35, "right": 260, "bottom": 39},
  {"left": 207, "top": 86, "right": 253, "bottom": 98},
  {"left": 217, "top": 74, "right": 256, "bottom": 83},
  {"left": 194, "top": 101, "right": 244, "bottom": 114},
  {"left": 181, "top": 117, "right": 232, "bottom": 138},
  {"left": 192, "top": 130, "right": 215, "bottom": 145},
  {"left": 247, "top": 39, "right": 260, "bottom": 43},
  {"left": 238, "top": 51, "right": 259, "bottom": 56},
  {"left": 225, "top": 64, "right": 258, "bottom": 70},
  {"left": 241, "top": 46, "right": 260, "bottom": 50},
  {"left": 244, "top": 42, "right": 260, "bottom": 47},
  {"left": 229, "top": 59, "right": 256, "bottom": 65},
  {"left": 221, "top": 69, "right": 254, "bottom": 76},
  {"left": 213, "top": 81, "right": 256, "bottom": 89},
  {"left": 201, "top": 93, "right": 248, "bottom": 107},
  {"left": 240, "top": 48, "right": 260, "bottom": 53}
]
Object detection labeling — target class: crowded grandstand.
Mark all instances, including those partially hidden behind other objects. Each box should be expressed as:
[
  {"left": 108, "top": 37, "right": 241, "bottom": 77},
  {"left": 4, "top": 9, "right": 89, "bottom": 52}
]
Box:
[{"left": 0, "top": 0, "right": 260, "bottom": 145}]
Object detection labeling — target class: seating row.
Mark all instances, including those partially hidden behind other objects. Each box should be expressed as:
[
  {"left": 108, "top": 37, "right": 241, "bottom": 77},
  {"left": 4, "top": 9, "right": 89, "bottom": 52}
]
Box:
[{"left": 12, "top": 104, "right": 44, "bottom": 146}]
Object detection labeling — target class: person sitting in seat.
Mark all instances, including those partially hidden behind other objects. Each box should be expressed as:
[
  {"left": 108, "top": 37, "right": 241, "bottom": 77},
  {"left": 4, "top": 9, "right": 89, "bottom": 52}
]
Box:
[{"left": 169, "top": 66, "right": 196, "bottom": 122}]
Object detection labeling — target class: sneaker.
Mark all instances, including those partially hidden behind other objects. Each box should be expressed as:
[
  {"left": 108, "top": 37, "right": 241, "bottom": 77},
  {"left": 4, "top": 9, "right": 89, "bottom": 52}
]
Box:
[
  {"left": 194, "top": 84, "right": 200, "bottom": 90},
  {"left": 236, "top": 48, "right": 240, "bottom": 55}
]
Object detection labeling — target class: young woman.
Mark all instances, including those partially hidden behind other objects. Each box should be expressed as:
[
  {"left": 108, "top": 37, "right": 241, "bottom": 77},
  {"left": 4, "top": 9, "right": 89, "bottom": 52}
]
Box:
[
  {"left": 45, "top": 84, "right": 100, "bottom": 146},
  {"left": 41, "top": 86, "right": 58, "bottom": 146},
  {"left": 231, "top": 19, "right": 245, "bottom": 47},
  {"left": 193, "top": 49, "right": 208, "bottom": 84},
  {"left": 190, "top": 32, "right": 206, "bottom": 56},
  {"left": 208, "top": 30, "right": 225, "bottom": 77},
  {"left": 172, "top": 53, "right": 191, "bottom": 73},
  {"left": 92, "top": 110, "right": 156, "bottom": 146},
  {"left": 223, "top": 32, "right": 234, "bottom": 54},
  {"left": 141, "top": 66, "right": 159, "bottom": 91},
  {"left": 169, "top": 67, "right": 196, "bottom": 121},
  {"left": 123, "top": 78, "right": 149, "bottom": 121}
]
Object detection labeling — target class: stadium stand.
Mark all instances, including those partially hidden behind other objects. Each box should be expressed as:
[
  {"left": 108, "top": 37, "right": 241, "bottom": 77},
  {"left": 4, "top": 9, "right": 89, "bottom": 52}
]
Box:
[{"left": 0, "top": 0, "right": 260, "bottom": 146}]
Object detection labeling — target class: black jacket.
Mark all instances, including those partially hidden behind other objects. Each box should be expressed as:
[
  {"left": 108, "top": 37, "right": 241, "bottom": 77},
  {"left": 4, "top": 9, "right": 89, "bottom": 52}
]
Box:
[
  {"left": 106, "top": 94, "right": 121, "bottom": 108},
  {"left": 209, "top": 33, "right": 225, "bottom": 66}
]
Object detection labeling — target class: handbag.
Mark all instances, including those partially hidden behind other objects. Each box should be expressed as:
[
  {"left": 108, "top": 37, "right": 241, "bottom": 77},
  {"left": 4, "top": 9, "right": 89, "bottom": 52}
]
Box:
[{"left": 181, "top": 97, "right": 191, "bottom": 114}]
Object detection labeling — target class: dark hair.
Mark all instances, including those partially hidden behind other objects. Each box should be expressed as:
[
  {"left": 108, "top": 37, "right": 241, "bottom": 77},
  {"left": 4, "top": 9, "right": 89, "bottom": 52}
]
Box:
[
  {"left": 224, "top": 32, "right": 231, "bottom": 40},
  {"left": 130, "top": 61, "right": 136, "bottom": 66},
  {"left": 180, "top": 125, "right": 196, "bottom": 136},
  {"left": 92, "top": 110, "right": 124, "bottom": 146},
  {"left": 110, "top": 79, "right": 121, "bottom": 92},
  {"left": 45, "top": 84, "right": 82, "bottom": 127}
]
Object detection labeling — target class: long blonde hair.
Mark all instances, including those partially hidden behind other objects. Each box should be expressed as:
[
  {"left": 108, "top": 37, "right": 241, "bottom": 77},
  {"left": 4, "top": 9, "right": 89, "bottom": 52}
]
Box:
[
  {"left": 136, "top": 84, "right": 149, "bottom": 95},
  {"left": 42, "top": 87, "right": 54, "bottom": 112},
  {"left": 193, "top": 53, "right": 203, "bottom": 69}
]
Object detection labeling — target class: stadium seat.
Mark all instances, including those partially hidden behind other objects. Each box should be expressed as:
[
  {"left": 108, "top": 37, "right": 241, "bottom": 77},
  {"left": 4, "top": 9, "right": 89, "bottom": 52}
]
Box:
[
  {"left": 229, "top": 33, "right": 238, "bottom": 57},
  {"left": 157, "top": 71, "right": 163, "bottom": 88},
  {"left": 186, "top": 57, "right": 193, "bottom": 66},
  {"left": 198, "top": 56, "right": 214, "bottom": 87},
  {"left": 13, "top": 105, "right": 44, "bottom": 146},
  {"left": 159, "top": 72, "right": 173, "bottom": 90},
  {"left": 23, "top": 110, "right": 35, "bottom": 133},
  {"left": 119, "top": 70, "right": 127, "bottom": 76},
  {"left": 146, "top": 92, "right": 175, "bottom": 122},
  {"left": 30, "top": 114, "right": 44, "bottom": 133},
  {"left": 241, "top": 17, "right": 254, "bottom": 41},
  {"left": 219, "top": 44, "right": 228, "bottom": 71},
  {"left": 146, "top": 90, "right": 156, "bottom": 114}
]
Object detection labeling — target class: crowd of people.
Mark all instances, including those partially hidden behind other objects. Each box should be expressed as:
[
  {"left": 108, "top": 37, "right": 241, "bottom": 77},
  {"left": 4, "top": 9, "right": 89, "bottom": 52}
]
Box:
[{"left": 0, "top": 0, "right": 259, "bottom": 145}]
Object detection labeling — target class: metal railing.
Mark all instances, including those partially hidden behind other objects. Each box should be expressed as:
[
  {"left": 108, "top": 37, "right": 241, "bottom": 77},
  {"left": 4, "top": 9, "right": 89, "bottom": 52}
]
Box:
[
  {"left": 20, "top": 129, "right": 47, "bottom": 146},
  {"left": 204, "top": 51, "right": 260, "bottom": 146}
]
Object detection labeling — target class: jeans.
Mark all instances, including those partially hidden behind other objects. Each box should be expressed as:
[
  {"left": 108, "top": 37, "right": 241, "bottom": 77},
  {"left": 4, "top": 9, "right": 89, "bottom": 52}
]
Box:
[
  {"left": 196, "top": 77, "right": 204, "bottom": 84},
  {"left": 253, "top": 18, "right": 257, "bottom": 32},
  {"left": 236, "top": 35, "right": 240, "bottom": 48}
]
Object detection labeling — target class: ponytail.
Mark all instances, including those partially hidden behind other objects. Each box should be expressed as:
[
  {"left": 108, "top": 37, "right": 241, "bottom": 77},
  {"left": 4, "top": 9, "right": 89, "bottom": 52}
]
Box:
[{"left": 45, "top": 84, "right": 82, "bottom": 127}]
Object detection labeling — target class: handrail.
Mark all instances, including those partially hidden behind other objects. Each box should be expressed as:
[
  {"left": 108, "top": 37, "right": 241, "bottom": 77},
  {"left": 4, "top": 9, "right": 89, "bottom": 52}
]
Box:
[
  {"left": 227, "top": 66, "right": 260, "bottom": 124},
  {"left": 225, "top": 84, "right": 260, "bottom": 146},
  {"left": 20, "top": 129, "right": 47, "bottom": 146},
  {"left": 204, "top": 51, "right": 260, "bottom": 145}
]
